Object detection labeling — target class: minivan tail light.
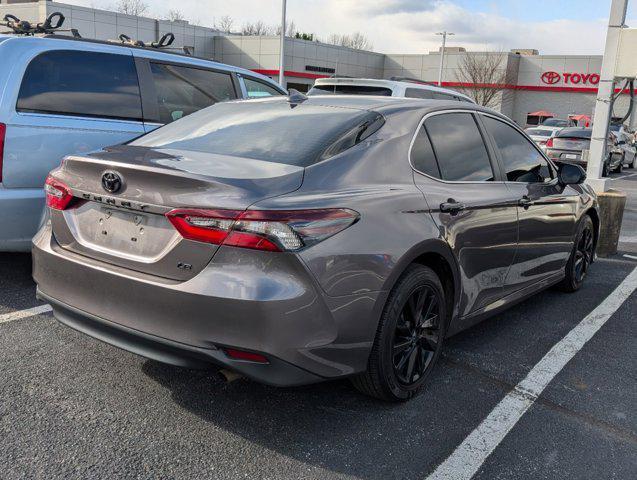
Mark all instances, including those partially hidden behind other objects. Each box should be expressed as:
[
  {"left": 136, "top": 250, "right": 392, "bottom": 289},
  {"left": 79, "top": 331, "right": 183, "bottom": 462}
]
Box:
[
  {"left": 166, "top": 208, "right": 359, "bottom": 252},
  {"left": 0, "top": 123, "right": 5, "bottom": 183},
  {"left": 44, "top": 175, "right": 73, "bottom": 210},
  {"left": 545, "top": 137, "right": 554, "bottom": 148}
]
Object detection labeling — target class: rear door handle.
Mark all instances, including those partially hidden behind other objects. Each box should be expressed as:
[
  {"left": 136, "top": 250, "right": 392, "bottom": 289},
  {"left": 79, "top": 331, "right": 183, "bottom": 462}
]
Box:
[{"left": 440, "top": 200, "right": 466, "bottom": 215}]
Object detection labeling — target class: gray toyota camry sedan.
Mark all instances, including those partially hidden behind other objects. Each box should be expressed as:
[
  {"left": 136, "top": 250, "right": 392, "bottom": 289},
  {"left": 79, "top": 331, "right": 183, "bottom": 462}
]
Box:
[{"left": 33, "top": 95, "right": 599, "bottom": 401}]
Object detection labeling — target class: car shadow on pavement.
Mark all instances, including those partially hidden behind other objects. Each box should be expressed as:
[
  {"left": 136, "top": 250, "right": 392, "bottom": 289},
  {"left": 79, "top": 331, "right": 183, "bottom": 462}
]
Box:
[
  {"left": 136, "top": 262, "right": 632, "bottom": 479},
  {"left": 140, "top": 351, "right": 506, "bottom": 479}
]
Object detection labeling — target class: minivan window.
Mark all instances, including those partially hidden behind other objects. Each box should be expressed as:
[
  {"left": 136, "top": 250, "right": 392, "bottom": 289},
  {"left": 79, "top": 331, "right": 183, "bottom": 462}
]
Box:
[
  {"left": 150, "top": 63, "right": 236, "bottom": 123},
  {"left": 483, "top": 116, "right": 552, "bottom": 183},
  {"left": 243, "top": 77, "right": 282, "bottom": 98},
  {"left": 424, "top": 113, "right": 494, "bottom": 181},
  {"left": 405, "top": 88, "right": 435, "bottom": 100},
  {"left": 131, "top": 100, "right": 383, "bottom": 167},
  {"left": 308, "top": 85, "right": 393, "bottom": 96},
  {"left": 17, "top": 50, "right": 142, "bottom": 121},
  {"left": 410, "top": 126, "right": 440, "bottom": 178}
]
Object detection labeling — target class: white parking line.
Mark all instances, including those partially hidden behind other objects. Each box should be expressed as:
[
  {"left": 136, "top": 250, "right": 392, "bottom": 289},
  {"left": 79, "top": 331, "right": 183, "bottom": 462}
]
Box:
[
  {"left": 427, "top": 266, "right": 637, "bottom": 480},
  {"left": 612, "top": 172, "right": 637, "bottom": 180},
  {"left": 624, "top": 254, "right": 637, "bottom": 260},
  {"left": 0, "top": 304, "right": 52, "bottom": 325}
]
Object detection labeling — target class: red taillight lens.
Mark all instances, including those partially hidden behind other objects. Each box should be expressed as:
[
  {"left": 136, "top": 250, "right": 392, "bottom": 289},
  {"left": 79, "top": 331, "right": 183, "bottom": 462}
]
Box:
[
  {"left": 224, "top": 348, "right": 269, "bottom": 364},
  {"left": 0, "top": 123, "right": 5, "bottom": 183},
  {"left": 166, "top": 208, "right": 359, "bottom": 252},
  {"left": 546, "top": 137, "right": 554, "bottom": 148},
  {"left": 44, "top": 175, "right": 73, "bottom": 210}
]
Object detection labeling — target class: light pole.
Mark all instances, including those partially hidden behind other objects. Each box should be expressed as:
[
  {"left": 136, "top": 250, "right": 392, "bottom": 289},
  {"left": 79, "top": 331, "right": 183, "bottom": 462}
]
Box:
[
  {"left": 436, "top": 31, "right": 454, "bottom": 86},
  {"left": 279, "top": 0, "right": 287, "bottom": 88}
]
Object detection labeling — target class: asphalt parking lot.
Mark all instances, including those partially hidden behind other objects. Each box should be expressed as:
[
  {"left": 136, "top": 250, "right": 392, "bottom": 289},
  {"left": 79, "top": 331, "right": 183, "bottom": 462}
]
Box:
[{"left": 1, "top": 172, "right": 636, "bottom": 480}]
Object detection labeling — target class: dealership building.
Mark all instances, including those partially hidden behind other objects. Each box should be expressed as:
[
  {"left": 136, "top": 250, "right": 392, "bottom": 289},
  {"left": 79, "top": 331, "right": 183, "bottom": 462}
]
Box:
[{"left": 2, "top": 0, "right": 633, "bottom": 126}]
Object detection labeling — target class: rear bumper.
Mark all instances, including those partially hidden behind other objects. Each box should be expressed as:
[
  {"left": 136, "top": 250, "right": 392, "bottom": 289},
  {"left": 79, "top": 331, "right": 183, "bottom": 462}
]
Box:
[
  {"left": 37, "top": 288, "right": 322, "bottom": 386},
  {"left": 32, "top": 221, "right": 379, "bottom": 384},
  {"left": 0, "top": 187, "right": 45, "bottom": 251}
]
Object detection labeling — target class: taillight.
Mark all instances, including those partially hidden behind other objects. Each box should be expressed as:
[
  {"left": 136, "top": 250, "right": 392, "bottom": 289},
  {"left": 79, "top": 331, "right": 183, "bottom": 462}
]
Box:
[
  {"left": 0, "top": 123, "right": 5, "bottom": 183},
  {"left": 44, "top": 175, "right": 73, "bottom": 210},
  {"left": 166, "top": 208, "right": 359, "bottom": 252},
  {"left": 546, "top": 137, "right": 554, "bottom": 148}
]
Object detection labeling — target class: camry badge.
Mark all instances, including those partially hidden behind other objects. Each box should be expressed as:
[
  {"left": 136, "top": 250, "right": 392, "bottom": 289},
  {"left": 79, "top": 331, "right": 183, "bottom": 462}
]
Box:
[{"left": 101, "top": 171, "right": 123, "bottom": 194}]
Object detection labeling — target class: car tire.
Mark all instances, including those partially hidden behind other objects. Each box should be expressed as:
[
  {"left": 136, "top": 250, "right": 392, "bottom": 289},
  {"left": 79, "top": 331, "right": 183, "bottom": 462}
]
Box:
[
  {"left": 558, "top": 215, "right": 595, "bottom": 293},
  {"left": 351, "top": 264, "right": 447, "bottom": 402},
  {"left": 602, "top": 161, "right": 609, "bottom": 177}
]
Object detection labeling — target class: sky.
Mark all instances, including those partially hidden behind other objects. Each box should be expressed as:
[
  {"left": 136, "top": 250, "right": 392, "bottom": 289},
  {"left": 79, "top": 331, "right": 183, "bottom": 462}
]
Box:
[{"left": 68, "top": 0, "right": 637, "bottom": 55}]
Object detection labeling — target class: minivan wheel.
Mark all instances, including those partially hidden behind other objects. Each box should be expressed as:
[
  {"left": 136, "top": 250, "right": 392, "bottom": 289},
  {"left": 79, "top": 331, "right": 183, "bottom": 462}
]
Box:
[
  {"left": 558, "top": 215, "right": 594, "bottom": 293},
  {"left": 351, "top": 265, "right": 446, "bottom": 402}
]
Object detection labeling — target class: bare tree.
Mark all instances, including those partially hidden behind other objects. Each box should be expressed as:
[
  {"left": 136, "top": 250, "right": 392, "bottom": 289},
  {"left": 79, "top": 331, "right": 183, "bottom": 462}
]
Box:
[
  {"left": 241, "top": 20, "right": 274, "bottom": 36},
  {"left": 455, "top": 52, "right": 512, "bottom": 108},
  {"left": 215, "top": 15, "right": 234, "bottom": 33},
  {"left": 166, "top": 9, "right": 186, "bottom": 22},
  {"left": 326, "top": 32, "right": 372, "bottom": 50},
  {"left": 116, "top": 0, "right": 148, "bottom": 16}
]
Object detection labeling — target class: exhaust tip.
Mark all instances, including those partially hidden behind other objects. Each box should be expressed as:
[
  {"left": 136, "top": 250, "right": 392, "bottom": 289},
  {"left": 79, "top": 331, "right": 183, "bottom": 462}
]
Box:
[{"left": 218, "top": 368, "right": 243, "bottom": 383}]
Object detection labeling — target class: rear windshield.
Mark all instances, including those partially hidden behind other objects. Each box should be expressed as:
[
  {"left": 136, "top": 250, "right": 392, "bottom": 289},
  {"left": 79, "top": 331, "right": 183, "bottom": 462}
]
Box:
[
  {"left": 525, "top": 129, "right": 552, "bottom": 136},
  {"left": 308, "top": 84, "right": 393, "bottom": 96},
  {"left": 542, "top": 119, "right": 567, "bottom": 127},
  {"left": 131, "top": 100, "right": 383, "bottom": 167},
  {"left": 557, "top": 128, "right": 591, "bottom": 139}
]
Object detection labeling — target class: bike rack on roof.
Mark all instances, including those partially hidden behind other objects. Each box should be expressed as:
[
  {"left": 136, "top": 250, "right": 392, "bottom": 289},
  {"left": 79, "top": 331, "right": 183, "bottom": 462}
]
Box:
[{"left": 1, "top": 12, "right": 81, "bottom": 37}]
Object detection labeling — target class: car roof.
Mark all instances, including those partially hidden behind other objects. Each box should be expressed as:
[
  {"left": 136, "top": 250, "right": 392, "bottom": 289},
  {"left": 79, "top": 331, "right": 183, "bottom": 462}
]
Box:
[
  {"left": 244, "top": 94, "right": 498, "bottom": 118},
  {"left": 313, "top": 77, "right": 475, "bottom": 102},
  {"left": 557, "top": 127, "right": 591, "bottom": 138},
  {"left": 0, "top": 33, "right": 281, "bottom": 88}
]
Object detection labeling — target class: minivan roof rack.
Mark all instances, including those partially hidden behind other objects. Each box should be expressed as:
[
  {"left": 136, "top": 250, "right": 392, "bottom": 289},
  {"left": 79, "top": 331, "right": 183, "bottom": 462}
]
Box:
[
  {"left": 113, "top": 32, "right": 175, "bottom": 49},
  {"left": 1, "top": 12, "right": 80, "bottom": 37},
  {"left": 389, "top": 76, "right": 434, "bottom": 86}
]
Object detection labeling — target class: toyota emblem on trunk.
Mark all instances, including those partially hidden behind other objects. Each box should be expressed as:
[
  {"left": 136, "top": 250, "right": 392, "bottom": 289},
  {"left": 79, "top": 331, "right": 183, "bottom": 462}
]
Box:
[{"left": 101, "top": 171, "right": 123, "bottom": 193}]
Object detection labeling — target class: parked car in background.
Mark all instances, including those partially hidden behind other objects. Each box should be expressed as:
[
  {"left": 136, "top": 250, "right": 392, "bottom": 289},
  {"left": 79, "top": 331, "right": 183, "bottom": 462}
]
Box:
[
  {"left": 308, "top": 77, "right": 475, "bottom": 103},
  {"left": 542, "top": 118, "right": 570, "bottom": 128},
  {"left": 525, "top": 127, "right": 557, "bottom": 150},
  {"left": 0, "top": 32, "right": 285, "bottom": 251},
  {"left": 609, "top": 123, "right": 636, "bottom": 169},
  {"left": 34, "top": 96, "right": 598, "bottom": 402},
  {"left": 545, "top": 127, "right": 622, "bottom": 176}
]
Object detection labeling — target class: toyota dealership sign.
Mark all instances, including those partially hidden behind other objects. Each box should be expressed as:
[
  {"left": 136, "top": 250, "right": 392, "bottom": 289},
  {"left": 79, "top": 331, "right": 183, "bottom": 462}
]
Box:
[{"left": 541, "top": 71, "right": 600, "bottom": 86}]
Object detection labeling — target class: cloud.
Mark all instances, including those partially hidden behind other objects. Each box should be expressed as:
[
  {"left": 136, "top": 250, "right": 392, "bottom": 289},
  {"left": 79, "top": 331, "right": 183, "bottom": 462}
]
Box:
[{"left": 65, "top": 0, "right": 616, "bottom": 55}]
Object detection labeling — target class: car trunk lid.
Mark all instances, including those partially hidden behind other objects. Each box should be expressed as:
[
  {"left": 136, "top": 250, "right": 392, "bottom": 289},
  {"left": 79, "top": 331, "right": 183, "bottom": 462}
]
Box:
[
  {"left": 51, "top": 145, "right": 304, "bottom": 280},
  {"left": 552, "top": 137, "right": 590, "bottom": 152}
]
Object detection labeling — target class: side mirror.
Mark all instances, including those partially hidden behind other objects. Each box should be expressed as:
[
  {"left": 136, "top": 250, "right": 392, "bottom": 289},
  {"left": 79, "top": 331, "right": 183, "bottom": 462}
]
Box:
[{"left": 558, "top": 163, "right": 586, "bottom": 186}]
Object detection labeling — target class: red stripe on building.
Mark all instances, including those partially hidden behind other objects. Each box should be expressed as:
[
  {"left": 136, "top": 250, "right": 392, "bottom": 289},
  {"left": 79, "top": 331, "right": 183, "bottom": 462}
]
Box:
[{"left": 252, "top": 69, "right": 634, "bottom": 94}]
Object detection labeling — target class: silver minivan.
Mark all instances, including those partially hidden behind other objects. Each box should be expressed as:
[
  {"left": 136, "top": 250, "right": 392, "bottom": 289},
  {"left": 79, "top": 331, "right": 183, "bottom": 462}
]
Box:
[{"left": 0, "top": 33, "right": 285, "bottom": 251}]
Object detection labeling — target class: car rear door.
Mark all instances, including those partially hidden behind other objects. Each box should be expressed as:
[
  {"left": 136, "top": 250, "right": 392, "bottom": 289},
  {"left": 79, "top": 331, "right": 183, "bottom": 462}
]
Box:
[
  {"left": 411, "top": 110, "right": 519, "bottom": 317},
  {"left": 133, "top": 54, "right": 240, "bottom": 132},
  {"left": 480, "top": 114, "right": 578, "bottom": 294}
]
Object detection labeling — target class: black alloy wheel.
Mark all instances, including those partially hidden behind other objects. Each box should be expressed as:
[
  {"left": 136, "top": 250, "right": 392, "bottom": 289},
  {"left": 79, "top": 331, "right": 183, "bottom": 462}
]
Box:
[
  {"left": 392, "top": 286, "right": 441, "bottom": 386},
  {"left": 352, "top": 264, "right": 447, "bottom": 401},
  {"left": 573, "top": 222, "right": 594, "bottom": 284},
  {"left": 559, "top": 215, "right": 595, "bottom": 292}
]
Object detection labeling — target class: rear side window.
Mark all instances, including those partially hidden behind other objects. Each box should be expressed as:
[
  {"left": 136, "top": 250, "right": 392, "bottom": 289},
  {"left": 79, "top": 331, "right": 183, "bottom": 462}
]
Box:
[
  {"left": 484, "top": 116, "right": 552, "bottom": 183},
  {"left": 131, "top": 100, "right": 383, "bottom": 167},
  {"left": 150, "top": 63, "right": 237, "bottom": 123},
  {"left": 410, "top": 126, "right": 440, "bottom": 178},
  {"left": 308, "top": 85, "right": 393, "bottom": 96},
  {"left": 17, "top": 50, "right": 142, "bottom": 121},
  {"left": 243, "top": 77, "right": 282, "bottom": 98},
  {"left": 425, "top": 113, "right": 494, "bottom": 181},
  {"left": 405, "top": 88, "right": 435, "bottom": 100}
]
